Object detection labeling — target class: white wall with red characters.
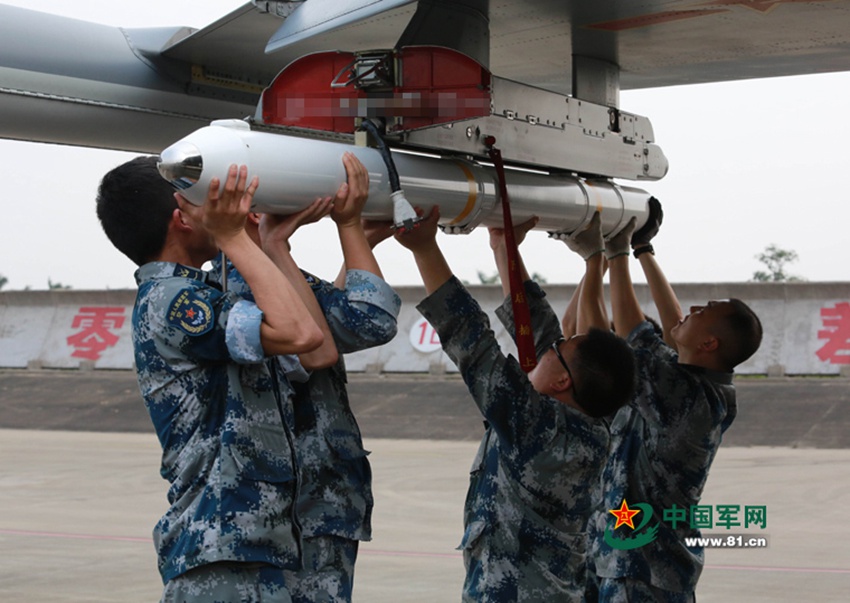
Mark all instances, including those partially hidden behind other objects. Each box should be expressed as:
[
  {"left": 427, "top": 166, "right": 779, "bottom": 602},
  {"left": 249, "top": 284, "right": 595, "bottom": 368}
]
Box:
[{"left": 1, "top": 283, "right": 848, "bottom": 375}]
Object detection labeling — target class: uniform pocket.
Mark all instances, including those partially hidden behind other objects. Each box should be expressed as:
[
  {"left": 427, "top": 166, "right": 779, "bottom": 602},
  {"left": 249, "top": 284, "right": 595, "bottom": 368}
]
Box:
[{"left": 458, "top": 519, "right": 488, "bottom": 551}]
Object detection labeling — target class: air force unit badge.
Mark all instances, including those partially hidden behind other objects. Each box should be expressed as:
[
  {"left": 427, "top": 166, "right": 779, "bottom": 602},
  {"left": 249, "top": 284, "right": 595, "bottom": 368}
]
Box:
[{"left": 167, "top": 289, "right": 214, "bottom": 335}]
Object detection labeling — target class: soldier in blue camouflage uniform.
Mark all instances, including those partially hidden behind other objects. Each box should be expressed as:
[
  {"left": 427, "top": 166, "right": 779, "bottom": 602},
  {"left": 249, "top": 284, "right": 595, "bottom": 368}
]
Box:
[
  {"left": 202, "top": 259, "right": 394, "bottom": 603},
  {"left": 283, "top": 259, "right": 399, "bottom": 603},
  {"left": 587, "top": 199, "right": 763, "bottom": 602},
  {"left": 96, "top": 157, "right": 328, "bottom": 602},
  {"left": 211, "top": 154, "right": 401, "bottom": 603},
  {"left": 396, "top": 207, "right": 636, "bottom": 602}
]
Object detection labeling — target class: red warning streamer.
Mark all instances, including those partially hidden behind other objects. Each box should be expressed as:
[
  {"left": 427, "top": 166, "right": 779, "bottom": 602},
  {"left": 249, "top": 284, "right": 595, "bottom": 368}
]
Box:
[{"left": 486, "top": 139, "right": 537, "bottom": 372}]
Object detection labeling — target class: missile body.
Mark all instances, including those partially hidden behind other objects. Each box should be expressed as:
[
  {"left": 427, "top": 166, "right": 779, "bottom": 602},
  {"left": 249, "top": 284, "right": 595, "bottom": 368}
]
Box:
[{"left": 158, "top": 119, "right": 651, "bottom": 236}]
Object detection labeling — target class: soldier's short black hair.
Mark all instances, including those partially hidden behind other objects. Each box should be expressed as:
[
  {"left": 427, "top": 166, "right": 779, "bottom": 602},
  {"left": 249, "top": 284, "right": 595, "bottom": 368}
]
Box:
[
  {"left": 571, "top": 328, "right": 636, "bottom": 419},
  {"left": 716, "top": 298, "right": 763, "bottom": 371},
  {"left": 96, "top": 156, "right": 177, "bottom": 266}
]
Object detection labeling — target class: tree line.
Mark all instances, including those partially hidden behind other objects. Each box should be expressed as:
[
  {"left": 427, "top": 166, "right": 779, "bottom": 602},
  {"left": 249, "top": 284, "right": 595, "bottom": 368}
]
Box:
[{"left": 0, "top": 245, "right": 804, "bottom": 291}]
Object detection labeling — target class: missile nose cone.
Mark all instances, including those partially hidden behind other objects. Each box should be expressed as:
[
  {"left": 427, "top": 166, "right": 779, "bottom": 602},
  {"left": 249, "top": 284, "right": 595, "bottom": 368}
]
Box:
[{"left": 157, "top": 142, "right": 203, "bottom": 193}]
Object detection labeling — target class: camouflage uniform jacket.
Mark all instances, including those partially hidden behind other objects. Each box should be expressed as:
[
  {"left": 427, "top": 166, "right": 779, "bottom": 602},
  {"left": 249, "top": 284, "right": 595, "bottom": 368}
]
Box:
[
  {"left": 587, "top": 321, "right": 736, "bottom": 593},
  {"left": 212, "top": 259, "right": 401, "bottom": 541},
  {"left": 209, "top": 256, "right": 309, "bottom": 382},
  {"left": 292, "top": 269, "right": 400, "bottom": 541},
  {"left": 417, "top": 277, "right": 610, "bottom": 602},
  {"left": 133, "top": 262, "right": 301, "bottom": 584},
  {"left": 493, "top": 280, "right": 563, "bottom": 371}
]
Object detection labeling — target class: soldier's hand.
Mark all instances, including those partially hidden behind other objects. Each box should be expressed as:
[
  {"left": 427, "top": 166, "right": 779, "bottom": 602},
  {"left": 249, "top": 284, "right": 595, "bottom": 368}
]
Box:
[
  {"left": 330, "top": 152, "right": 370, "bottom": 229},
  {"left": 605, "top": 216, "right": 637, "bottom": 260},
  {"left": 631, "top": 196, "right": 663, "bottom": 247},
  {"left": 178, "top": 164, "right": 257, "bottom": 246},
  {"left": 259, "top": 197, "right": 332, "bottom": 253},
  {"left": 394, "top": 206, "right": 440, "bottom": 253},
  {"left": 489, "top": 216, "right": 539, "bottom": 251},
  {"left": 563, "top": 211, "right": 604, "bottom": 260}
]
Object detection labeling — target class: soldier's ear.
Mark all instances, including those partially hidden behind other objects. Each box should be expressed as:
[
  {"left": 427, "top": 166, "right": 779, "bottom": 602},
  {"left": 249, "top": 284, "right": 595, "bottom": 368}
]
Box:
[
  {"left": 171, "top": 208, "right": 192, "bottom": 232},
  {"left": 700, "top": 336, "right": 719, "bottom": 353},
  {"left": 551, "top": 374, "right": 571, "bottom": 394}
]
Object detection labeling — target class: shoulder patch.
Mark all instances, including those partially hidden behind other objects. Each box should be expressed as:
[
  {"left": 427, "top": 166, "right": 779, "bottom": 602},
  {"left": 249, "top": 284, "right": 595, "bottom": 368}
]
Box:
[
  {"left": 166, "top": 289, "right": 215, "bottom": 336},
  {"left": 172, "top": 264, "right": 206, "bottom": 282}
]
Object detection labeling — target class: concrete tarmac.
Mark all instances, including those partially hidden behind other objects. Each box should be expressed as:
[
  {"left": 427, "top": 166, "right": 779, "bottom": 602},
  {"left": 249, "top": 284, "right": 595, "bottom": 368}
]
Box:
[
  {"left": 2, "top": 370, "right": 850, "bottom": 601},
  {"left": 2, "top": 370, "right": 850, "bottom": 447},
  {"left": 2, "top": 429, "right": 849, "bottom": 602}
]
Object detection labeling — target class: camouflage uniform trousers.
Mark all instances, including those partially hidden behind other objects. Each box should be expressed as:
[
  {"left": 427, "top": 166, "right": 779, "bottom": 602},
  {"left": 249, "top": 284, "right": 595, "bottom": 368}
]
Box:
[
  {"left": 160, "top": 562, "right": 292, "bottom": 603},
  {"left": 283, "top": 535, "right": 359, "bottom": 603},
  {"left": 586, "top": 574, "right": 695, "bottom": 603}
]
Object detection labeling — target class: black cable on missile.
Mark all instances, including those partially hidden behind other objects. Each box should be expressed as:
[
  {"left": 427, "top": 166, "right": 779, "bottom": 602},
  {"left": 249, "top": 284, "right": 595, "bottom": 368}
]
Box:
[
  {"left": 359, "top": 119, "right": 399, "bottom": 191},
  {"left": 358, "top": 119, "right": 419, "bottom": 231}
]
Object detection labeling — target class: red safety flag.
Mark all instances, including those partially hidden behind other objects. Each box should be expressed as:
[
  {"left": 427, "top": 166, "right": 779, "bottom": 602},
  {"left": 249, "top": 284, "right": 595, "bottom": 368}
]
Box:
[{"left": 487, "top": 141, "right": 537, "bottom": 372}]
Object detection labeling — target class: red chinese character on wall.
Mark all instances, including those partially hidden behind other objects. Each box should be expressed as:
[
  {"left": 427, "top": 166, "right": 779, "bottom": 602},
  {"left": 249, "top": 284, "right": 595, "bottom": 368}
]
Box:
[
  {"left": 66, "top": 307, "right": 126, "bottom": 361},
  {"left": 816, "top": 302, "right": 850, "bottom": 365}
]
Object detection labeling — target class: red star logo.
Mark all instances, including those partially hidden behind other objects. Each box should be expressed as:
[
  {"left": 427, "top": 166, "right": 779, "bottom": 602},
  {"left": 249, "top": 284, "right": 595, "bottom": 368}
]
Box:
[
  {"left": 185, "top": 308, "right": 196, "bottom": 320},
  {"left": 609, "top": 500, "right": 642, "bottom": 530}
]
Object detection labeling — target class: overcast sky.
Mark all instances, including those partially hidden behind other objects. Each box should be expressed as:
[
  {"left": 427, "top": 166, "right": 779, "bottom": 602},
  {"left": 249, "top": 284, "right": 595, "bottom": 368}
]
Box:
[{"left": 1, "top": 0, "right": 848, "bottom": 290}]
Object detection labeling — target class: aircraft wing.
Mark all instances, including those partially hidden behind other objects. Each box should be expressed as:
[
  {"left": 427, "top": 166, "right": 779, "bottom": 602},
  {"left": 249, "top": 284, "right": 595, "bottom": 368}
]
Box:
[
  {"left": 168, "top": 0, "right": 850, "bottom": 96},
  {"left": 489, "top": 0, "right": 850, "bottom": 93},
  {"left": 161, "top": 1, "right": 418, "bottom": 84},
  {"left": 157, "top": 3, "right": 290, "bottom": 92},
  {"left": 2, "top": 0, "right": 850, "bottom": 155}
]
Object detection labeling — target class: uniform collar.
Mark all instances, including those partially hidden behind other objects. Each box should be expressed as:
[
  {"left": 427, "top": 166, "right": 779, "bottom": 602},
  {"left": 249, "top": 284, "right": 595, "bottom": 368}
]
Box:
[
  {"left": 679, "top": 362, "right": 734, "bottom": 385},
  {"left": 135, "top": 262, "right": 212, "bottom": 286}
]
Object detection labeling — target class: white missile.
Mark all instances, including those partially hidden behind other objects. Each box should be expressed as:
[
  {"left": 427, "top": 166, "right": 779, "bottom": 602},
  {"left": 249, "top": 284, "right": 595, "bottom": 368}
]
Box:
[{"left": 158, "top": 119, "right": 651, "bottom": 236}]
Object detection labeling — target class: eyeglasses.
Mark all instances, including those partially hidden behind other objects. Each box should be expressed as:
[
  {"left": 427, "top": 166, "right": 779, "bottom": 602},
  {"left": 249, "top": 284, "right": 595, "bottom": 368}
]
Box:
[{"left": 551, "top": 337, "right": 582, "bottom": 405}]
